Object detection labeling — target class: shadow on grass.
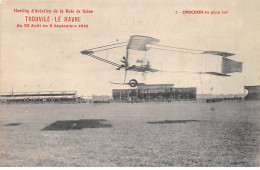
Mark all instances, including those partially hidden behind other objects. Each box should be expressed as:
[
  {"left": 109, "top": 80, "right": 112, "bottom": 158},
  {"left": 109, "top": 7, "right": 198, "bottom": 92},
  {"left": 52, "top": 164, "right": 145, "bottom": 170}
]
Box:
[
  {"left": 147, "top": 120, "right": 201, "bottom": 124},
  {"left": 41, "top": 119, "right": 112, "bottom": 131},
  {"left": 5, "top": 123, "right": 22, "bottom": 126}
]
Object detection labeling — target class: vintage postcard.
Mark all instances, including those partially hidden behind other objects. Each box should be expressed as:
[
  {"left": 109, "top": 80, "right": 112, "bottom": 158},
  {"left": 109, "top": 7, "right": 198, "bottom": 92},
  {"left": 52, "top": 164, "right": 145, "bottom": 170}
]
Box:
[{"left": 0, "top": 0, "right": 259, "bottom": 167}]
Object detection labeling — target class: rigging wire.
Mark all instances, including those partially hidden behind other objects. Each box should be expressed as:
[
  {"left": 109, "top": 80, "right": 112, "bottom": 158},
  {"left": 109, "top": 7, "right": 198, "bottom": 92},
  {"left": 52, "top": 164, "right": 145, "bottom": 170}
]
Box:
[
  {"left": 150, "top": 47, "right": 201, "bottom": 55},
  {"left": 155, "top": 44, "right": 204, "bottom": 52}
]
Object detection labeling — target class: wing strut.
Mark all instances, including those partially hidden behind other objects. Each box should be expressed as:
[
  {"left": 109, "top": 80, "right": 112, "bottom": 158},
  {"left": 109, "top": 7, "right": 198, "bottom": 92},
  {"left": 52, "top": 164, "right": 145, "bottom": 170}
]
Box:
[{"left": 124, "top": 70, "right": 128, "bottom": 83}]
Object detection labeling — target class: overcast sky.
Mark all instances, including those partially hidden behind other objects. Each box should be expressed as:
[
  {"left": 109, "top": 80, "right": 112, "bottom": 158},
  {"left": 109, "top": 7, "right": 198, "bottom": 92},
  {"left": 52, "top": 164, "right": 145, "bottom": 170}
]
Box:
[{"left": 1, "top": 0, "right": 260, "bottom": 96}]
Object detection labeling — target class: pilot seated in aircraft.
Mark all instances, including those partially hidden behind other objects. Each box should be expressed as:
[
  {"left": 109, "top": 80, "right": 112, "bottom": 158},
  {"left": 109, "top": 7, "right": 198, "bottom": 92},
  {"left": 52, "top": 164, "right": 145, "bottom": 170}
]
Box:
[
  {"left": 146, "top": 61, "right": 151, "bottom": 68},
  {"left": 116, "top": 56, "right": 128, "bottom": 70}
]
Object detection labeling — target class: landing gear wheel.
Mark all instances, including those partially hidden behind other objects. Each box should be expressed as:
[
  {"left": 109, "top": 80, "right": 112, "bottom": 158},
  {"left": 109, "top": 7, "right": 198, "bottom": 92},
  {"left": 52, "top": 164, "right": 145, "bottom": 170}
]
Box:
[{"left": 129, "top": 79, "right": 138, "bottom": 87}]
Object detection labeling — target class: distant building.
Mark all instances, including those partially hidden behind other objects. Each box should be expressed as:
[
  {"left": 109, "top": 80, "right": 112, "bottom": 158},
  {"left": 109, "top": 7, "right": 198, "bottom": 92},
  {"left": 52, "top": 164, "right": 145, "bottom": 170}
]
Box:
[
  {"left": 244, "top": 86, "right": 260, "bottom": 100},
  {"left": 0, "top": 91, "right": 79, "bottom": 103},
  {"left": 92, "top": 95, "right": 112, "bottom": 103},
  {"left": 112, "top": 84, "right": 196, "bottom": 102},
  {"left": 196, "top": 93, "right": 246, "bottom": 101}
]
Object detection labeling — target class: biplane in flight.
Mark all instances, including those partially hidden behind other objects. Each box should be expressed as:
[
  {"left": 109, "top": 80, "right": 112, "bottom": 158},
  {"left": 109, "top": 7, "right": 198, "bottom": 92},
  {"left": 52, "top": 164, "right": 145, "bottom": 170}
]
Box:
[{"left": 81, "top": 35, "right": 242, "bottom": 87}]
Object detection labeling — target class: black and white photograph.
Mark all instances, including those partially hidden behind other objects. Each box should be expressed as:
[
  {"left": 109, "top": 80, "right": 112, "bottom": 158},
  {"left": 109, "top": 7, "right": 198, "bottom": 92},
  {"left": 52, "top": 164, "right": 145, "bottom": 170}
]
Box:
[{"left": 0, "top": 0, "right": 259, "bottom": 167}]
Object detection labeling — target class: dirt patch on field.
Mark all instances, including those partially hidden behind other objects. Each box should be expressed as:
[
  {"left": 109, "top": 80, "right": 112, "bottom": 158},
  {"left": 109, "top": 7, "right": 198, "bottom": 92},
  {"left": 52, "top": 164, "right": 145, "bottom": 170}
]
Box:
[
  {"left": 41, "top": 119, "right": 112, "bottom": 131},
  {"left": 5, "top": 123, "right": 22, "bottom": 126}
]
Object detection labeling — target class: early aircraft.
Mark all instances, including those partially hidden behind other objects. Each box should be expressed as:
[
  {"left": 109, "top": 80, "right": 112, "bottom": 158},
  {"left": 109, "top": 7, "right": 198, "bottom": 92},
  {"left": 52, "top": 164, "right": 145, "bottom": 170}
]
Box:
[{"left": 81, "top": 35, "right": 242, "bottom": 87}]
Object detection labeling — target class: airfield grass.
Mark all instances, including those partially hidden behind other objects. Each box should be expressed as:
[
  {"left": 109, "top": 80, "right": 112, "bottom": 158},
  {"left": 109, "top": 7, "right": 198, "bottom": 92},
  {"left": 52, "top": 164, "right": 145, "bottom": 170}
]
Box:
[{"left": 0, "top": 101, "right": 259, "bottom": 166}]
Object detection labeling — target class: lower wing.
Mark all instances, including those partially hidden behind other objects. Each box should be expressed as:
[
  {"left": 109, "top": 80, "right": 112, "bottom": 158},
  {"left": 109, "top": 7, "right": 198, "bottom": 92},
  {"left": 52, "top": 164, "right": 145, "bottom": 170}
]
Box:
[{"left": 159, "top": 70, "right": 230, "bottom": 76}]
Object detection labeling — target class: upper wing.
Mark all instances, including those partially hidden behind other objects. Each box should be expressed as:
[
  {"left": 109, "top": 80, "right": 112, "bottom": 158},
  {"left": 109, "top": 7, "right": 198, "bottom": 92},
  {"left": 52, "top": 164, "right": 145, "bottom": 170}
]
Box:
[{"left": 81, "top": 41, "right": 128, "bottom": 68}]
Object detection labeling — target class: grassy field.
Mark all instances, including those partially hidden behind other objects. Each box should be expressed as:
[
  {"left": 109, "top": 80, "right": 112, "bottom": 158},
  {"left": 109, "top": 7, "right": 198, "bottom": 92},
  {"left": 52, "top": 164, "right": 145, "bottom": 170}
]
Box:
[{"left": 0, "top": 101, "right": 259, "bottom": 166}]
